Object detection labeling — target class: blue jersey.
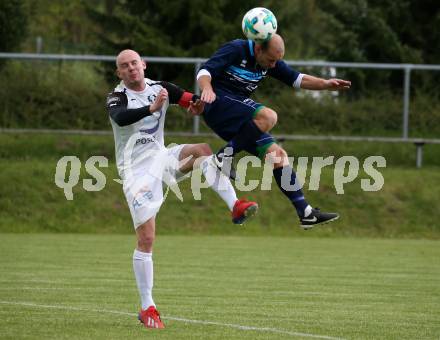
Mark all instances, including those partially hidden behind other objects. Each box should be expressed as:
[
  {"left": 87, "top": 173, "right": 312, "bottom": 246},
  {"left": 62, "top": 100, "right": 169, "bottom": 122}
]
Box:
[{"left": 200, "top": 39, "right": 302, "bottom": 97}]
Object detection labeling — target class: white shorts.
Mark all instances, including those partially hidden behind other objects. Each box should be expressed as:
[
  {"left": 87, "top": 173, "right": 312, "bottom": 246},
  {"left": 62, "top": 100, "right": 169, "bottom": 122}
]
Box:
[{"left": 123, "top": 144, "right": 187, "bottom": 228}]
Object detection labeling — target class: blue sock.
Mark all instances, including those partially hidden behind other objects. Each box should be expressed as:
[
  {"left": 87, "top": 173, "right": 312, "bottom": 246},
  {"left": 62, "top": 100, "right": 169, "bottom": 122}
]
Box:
[
  {"left": 273, "top": 166, "right": 309, "bottom": 218},
  {"left": 217, "top": 120, "right": 263, "bottom": 157}
]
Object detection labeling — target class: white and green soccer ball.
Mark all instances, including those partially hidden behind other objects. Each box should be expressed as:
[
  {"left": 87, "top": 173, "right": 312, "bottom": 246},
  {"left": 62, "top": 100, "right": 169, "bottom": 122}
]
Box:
[{"left": 242, "top": 7, "right": 277, "bottom": 43}]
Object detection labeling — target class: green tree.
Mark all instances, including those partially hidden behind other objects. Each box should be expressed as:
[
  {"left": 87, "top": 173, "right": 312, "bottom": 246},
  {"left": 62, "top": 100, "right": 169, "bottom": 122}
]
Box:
[
  {"left": 23, "top": 0, "right": 98, "bottom": 53},
  {"left": 86, "top": 0, "right": 259, "bottom": 84},
  {"left": 87, "top": 0, "right": 260, "bottom": 56},
  {"left": 0, "top": 1, "right": 28, "bottom": 53}
]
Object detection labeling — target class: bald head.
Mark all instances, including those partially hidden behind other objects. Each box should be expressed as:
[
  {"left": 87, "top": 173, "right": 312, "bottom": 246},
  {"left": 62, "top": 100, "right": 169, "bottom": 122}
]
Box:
[
  {"left": 266, "top": 34, "right": 284, "bottom": 55},
  {"left": 254, "top": 33, "right": 285, "bottom": 69},
  {"left": 115, "top": 49, "right": 146, "bottom": 91},
  {"left": 116, "top": 49, "right": 142, "bottom": 68}
]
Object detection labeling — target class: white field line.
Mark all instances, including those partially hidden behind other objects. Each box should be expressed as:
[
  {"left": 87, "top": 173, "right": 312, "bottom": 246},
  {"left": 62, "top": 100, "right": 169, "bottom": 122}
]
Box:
[{"left": 0, "top": 300, "right": 345, "bottom": 340}]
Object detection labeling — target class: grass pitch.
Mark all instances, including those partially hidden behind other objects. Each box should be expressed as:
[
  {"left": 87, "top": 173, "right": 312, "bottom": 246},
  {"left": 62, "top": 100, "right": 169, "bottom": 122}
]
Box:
[
  {"left": 1, "top": 132, "right": 440, "bottom": 237},
  {"left": 0, "top": 234, "right": 439, "bottom": 339}
]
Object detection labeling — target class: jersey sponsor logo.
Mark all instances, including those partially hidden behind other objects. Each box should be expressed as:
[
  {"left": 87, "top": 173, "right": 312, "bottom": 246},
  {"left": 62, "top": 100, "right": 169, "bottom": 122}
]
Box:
[
  {"left": 227, "top": 72, "right": 258, "bottom": 84},
  {"left": 135, "top": 137, "right": 156, "bottom": 145},
  {"left": 227, "top": 65, "right": 264, "bottom": 81}
]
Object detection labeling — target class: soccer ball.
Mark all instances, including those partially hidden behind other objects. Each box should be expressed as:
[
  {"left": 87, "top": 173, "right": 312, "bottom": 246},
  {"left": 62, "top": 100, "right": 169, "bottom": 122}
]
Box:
[{"left": 242, "top": 7, "right": 277, "bottom": 43}]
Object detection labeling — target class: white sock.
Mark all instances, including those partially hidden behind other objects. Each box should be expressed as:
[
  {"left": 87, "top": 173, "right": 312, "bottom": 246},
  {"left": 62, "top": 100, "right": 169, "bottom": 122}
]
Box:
[
  {"left": 133, "top": 249, "right": 155, "bottom": 310},
  {"left": 201, "top": 157, "right": 238, "bottom": 211},
  {"left": 304, "top": 205, "right": 313, "bottom": 217}
]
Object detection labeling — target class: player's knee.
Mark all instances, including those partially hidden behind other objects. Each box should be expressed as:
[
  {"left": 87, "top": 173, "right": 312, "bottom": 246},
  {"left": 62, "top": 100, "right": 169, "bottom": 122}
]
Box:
[
  {"left": 199, "top": 143, "right": 212, "bottom": 156},
  {"left": 137, "top": 235, "right": 155, "bottom": 250},
  {"left": 193, "top": 143, "right": 212, "bottom": 158},
  {"left": 255, "top": 108, "right": 278, "bottom": 131}
]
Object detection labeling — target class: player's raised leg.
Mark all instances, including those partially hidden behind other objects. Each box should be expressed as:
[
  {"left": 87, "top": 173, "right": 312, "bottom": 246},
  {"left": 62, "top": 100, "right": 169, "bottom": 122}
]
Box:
[
  {"left": 215, "top": 105, "right": 277, "bottom": 179},
  {"left": 264, "top": 143, "right": 339, "bottom": 229},
  {"left": 178, "top": 143, "right": 258, "bottom": 225},
  {"left": 134, "top": 218, "right": 165, "bottom": 329}
]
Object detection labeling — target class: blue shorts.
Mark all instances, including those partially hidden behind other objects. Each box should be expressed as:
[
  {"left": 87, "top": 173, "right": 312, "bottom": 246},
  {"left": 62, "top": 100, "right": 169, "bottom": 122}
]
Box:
[
  {"left": 202, "top": 93, "right": 275, "bottom": 158},
  {"left": 202, "top": 93, "right": 264, "bottom": 141}
]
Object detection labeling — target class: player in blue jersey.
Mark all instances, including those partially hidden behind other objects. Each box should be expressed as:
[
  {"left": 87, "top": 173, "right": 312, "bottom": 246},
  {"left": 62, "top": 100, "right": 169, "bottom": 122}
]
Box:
[{"left": 197, "top": 34, "right": 351, "bottom": 228}]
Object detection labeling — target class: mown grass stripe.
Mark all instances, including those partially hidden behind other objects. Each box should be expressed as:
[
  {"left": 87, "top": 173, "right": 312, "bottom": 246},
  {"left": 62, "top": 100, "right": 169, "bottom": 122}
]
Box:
[{"left": 0, "top": 301, "right": 343, "bottom": 339}]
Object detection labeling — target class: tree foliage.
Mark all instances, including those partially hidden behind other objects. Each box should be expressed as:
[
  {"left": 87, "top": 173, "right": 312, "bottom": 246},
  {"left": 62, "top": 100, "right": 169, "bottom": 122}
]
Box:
[
  {"left": 0, "top": 0, "right": 28, "bottom": 52},
  {"left": 86, "top": 0, "right": 259, "bottom": 57},
  {"left": 81, "top": 0, "right": 439, "bottom": 93},
  {"left": 16, "top": 0, "right": 439, "bottom": 65},
  {"left": 22, "top": 0, "right": 98, "bottom": 53}
]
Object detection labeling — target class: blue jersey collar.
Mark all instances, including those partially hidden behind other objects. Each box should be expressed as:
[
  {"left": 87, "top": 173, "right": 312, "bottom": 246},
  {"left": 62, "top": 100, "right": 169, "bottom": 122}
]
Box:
[{"left": 248, "top": 39, "right": 255, "bottom": 57}]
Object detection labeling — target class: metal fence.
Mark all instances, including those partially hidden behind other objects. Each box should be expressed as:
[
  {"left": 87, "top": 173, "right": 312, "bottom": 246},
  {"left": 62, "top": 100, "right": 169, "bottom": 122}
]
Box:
[
  {"left": 1, "top": 127, "right": 439, "bottom": 168},
  {"left": 1, "top": 53, "right": 439, "bottom": 167},
  {"left": 1, "top": 52, "right": 440, "bottom": 138}
]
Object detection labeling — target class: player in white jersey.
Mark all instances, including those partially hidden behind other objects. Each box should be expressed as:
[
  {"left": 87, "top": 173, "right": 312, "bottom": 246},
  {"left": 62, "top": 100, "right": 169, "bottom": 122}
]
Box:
[{"left": 106, "top": 50, "right": 258, "bottom": 329}]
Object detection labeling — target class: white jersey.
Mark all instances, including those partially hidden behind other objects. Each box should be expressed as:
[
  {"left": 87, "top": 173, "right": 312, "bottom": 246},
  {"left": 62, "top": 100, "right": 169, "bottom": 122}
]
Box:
[{"left": 109, "top": 78, "right": 169, "bottom": 180}]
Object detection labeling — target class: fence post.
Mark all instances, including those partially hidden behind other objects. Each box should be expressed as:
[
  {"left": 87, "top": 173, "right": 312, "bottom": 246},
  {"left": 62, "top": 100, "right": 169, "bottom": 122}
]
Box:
[
  {"left": 192, "top": 62, "right": 201, "bottom": 134},
  {"left": 415, "top": 142, "right": 425, "bottom": 168},
  {"left": 36, "top": 36, "right": 43, "bottom": 53},
  {"left": 402, "top": 67, "right": 411, "bottom": 139}
]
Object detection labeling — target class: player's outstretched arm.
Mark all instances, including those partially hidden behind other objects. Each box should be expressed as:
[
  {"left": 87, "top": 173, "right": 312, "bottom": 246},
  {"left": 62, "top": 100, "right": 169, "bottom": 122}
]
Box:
[
  {"left": 300, "top": 74, "right": 351, "bottom": 91},
  {"left": 159, "top": 81, "right": 202, "bottom": 110}
]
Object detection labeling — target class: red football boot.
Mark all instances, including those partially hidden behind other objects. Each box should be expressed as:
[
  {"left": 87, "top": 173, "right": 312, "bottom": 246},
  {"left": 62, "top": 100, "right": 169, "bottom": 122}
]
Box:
[
  {"left": 138, "top": 306, "right": 165, "bottom": 329},
  {"left": 232, "top": 199, "right": 258, "bottom": 225}
]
